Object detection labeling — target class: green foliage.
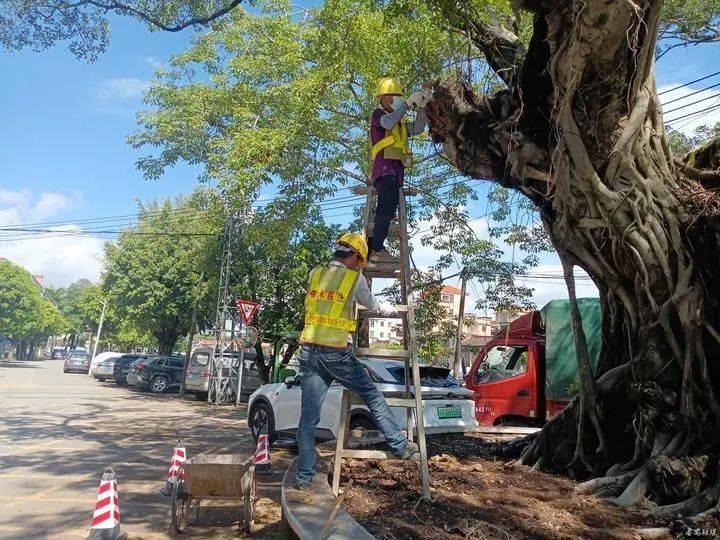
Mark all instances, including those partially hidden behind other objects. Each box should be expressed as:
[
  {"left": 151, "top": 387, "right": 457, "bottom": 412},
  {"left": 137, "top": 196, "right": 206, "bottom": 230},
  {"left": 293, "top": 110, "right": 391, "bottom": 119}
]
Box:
[
  {"left": 102, "top": 196, "right": 219, "bottom": 354},
  {"left": 230, "top": 195, "right": 339, "bottom": 376},
  {"left": 667, "top": 123, "right": 720, "bottom": 157},
  {"left": 0, "top": 1, "right": 250, "bottom": 61},
  {"left": 130, "top": 0, "right": 543, "bottom": 315},
  {"left": 0, "top": 259, "right": 65, "bottom": 344},
  {"left": 659, "top": 1, "right": 720, "bottom": 57}
]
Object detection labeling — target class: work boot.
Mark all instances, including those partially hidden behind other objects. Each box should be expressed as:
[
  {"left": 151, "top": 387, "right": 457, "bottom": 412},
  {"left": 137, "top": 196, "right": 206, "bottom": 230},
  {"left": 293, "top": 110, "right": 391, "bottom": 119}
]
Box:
[
  {"left": 395, "top": 442, "right": 419, "bottom": 460},
  {"left": 370, "top": 249, "right": 396, "bottom": 263}
]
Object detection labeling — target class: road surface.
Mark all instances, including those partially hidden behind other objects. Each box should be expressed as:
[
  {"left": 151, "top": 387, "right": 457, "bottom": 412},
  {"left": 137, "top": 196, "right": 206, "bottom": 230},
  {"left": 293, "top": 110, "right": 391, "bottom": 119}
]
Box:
[{"left": 0, "top": 358, "right": 291, "bottom": 539}]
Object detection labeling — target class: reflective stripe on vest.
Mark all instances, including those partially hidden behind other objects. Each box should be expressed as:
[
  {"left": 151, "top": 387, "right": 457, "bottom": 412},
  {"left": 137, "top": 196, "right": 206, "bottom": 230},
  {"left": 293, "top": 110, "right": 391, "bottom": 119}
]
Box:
[
  {"left": 300, "top": 265, "right": 359, "bottom": 348},
  {"left": 370, "top": 116, "right": 411, "bottom": 165}
]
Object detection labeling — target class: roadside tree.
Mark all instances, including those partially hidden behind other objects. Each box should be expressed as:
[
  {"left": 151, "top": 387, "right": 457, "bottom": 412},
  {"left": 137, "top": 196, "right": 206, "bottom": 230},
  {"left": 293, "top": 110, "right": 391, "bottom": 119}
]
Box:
[
  {"left": 103, "top": 197, "right": 217, "bottom": 355},
  {"left": 423, "top": 0, "right": 720, "bottom": 513}
]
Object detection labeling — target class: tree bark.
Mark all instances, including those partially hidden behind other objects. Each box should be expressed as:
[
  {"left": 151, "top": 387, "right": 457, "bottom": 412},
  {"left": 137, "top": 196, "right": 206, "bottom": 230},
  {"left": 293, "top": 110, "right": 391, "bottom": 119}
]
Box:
[{"left": 427, "top": 0, "right": 720, "bottom": 509}]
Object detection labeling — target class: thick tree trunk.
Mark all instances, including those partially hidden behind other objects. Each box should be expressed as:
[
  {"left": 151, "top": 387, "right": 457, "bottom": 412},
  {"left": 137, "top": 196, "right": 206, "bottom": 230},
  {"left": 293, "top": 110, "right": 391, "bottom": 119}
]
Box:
[{"left": 427, "top": 0, "right": 720, "bottom": 512}]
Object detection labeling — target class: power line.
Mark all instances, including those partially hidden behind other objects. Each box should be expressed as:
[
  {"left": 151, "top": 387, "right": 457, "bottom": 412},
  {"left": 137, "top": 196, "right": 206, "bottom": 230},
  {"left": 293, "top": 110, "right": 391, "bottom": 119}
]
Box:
[
  {"left": 663, "top": 91, "right": 720, "bottom": 115},
  {"left": 665, "top": 102, "right": 720, "bottom": 125},
  {"left": 658, "top": 71, "right": 720, "bottom": 96},
  {"left": 661, "top": 81, "right": 720, "bottom": 106}
]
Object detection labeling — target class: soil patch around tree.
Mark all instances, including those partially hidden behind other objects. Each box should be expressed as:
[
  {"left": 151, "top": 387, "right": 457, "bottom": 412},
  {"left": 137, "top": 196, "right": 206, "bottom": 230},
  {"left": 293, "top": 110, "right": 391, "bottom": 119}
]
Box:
[{"left": 340, "top": 434, "right": 667, "bottom": 540}]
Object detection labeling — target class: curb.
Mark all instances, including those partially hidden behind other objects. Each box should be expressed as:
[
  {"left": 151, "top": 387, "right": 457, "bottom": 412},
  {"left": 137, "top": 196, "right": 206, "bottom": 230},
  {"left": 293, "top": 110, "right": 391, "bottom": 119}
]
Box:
[{"left": 280, "top": 457, "right": 374, "bottom": 540}]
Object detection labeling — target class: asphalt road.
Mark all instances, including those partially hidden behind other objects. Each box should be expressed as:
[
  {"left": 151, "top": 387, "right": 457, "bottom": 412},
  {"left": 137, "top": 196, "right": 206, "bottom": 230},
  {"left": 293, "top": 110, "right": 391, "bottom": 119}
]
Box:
[{"left": 0, "top": 358, "right": 291, "bottom": 539}]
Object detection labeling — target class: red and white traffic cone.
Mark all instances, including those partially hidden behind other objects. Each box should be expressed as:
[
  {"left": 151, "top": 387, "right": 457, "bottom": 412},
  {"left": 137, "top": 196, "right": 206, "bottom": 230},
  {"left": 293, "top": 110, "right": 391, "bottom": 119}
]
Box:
[
  {"left": 254, "top": 432, "right": 272, "bottom": 476},
  {"left": 160, "top": 443, "right": 186, "bottom": 496},
  {"left": 88, "top": 467, "right": 127, "bottom": 540}
]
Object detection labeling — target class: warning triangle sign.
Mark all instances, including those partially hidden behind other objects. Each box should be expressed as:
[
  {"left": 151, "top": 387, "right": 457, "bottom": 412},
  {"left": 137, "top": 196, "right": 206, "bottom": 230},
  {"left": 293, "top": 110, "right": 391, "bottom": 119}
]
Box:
[{"left": 236, "top": 299, "right": 259, "bottom": 323}]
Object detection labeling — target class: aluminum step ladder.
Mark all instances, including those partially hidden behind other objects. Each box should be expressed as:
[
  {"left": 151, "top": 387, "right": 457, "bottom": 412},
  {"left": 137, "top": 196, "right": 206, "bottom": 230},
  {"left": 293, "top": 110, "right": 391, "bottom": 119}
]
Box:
[{"left": 331, "top": 184, "right": 431, "bottom": 500}]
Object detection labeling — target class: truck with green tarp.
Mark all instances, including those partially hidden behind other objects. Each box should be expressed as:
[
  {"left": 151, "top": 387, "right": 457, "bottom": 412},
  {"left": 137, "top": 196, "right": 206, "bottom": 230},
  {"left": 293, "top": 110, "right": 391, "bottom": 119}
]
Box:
[{"left": 464, "top": 298, "right": 601, "bottom": 426}]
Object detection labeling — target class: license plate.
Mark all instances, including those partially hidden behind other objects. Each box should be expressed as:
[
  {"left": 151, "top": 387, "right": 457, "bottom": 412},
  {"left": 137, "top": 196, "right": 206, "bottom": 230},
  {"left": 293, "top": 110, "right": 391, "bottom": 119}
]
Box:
[{"left": 436, "top": 406, "right": 462, "bottom": 419}]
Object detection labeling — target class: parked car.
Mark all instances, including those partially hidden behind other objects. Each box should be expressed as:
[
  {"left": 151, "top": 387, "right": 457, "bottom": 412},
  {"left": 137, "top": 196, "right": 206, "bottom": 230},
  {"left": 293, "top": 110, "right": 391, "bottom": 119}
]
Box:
[
  {"left": 93, "top": 354, "right": 123, "bottom": 382},
  {"left": 465, "top": 298, "right": 600, "bottom": 426},
  {"left": 63, "top": 350, "right": 90, "bottom": 374},
  {"left": 184, "top": 347, "right": 260, "bottom": 402},
  {"left": 135, "top": 356, "right": 186, "bottom": 393},
  {"left": 89, "top": 351, "right": 122, "bottom": 377},
  {"left": 126, "top": 359, "right": 146, "bottom": 387},
  {"left": 113, "top": 354, "right": 148, "bottom": 385},
  {"left": 247, "top": 357, "right": 477, "bottom": 444},
  {"left": 51, "top": 347, "right": 67, "bottom": 360}
]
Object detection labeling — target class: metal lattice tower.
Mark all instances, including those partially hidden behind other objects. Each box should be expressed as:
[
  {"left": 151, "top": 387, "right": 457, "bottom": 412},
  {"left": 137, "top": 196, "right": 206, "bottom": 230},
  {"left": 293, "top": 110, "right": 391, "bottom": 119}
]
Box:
[{"left": 207, "top": 209, "right": 246, "bottom": 406}]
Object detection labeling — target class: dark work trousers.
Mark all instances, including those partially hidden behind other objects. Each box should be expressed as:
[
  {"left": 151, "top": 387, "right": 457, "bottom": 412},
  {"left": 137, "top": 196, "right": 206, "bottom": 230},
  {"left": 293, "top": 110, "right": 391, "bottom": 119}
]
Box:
[{"left": 371, "top": 175, "right": 401, "bottom": 252}]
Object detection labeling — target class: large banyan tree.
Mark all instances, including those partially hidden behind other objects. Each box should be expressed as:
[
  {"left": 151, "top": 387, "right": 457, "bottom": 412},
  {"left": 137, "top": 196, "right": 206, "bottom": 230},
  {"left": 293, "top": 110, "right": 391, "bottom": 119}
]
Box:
[{"left": 425, "top": 0, "right": 720, "bottom": 519}]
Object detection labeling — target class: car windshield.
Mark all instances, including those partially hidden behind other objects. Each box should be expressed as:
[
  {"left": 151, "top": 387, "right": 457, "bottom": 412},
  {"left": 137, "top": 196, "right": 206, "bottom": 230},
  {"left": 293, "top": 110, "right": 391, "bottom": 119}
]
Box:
[
  {"left": 68, "top": 352, "right": 88, "bottom": 359},
  {"left": 385, "top": 366, "right": 461, "bottom": 388}
]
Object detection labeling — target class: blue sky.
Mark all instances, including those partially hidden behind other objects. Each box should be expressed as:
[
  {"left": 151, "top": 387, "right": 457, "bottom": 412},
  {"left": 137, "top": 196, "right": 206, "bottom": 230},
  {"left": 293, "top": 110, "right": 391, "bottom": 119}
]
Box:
[{"left": 1, "top": 13, "right": 719, "bottom": 311}]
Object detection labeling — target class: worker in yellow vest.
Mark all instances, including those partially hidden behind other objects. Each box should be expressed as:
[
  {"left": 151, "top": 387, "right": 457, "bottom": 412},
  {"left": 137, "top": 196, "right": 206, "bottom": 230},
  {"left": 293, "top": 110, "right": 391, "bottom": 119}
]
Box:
[
  {"left": 369, "top": 77, "right": 431, "bottom": 262},
  {"left": 294, "top": 233, "right": 418, "bottom": 490}
]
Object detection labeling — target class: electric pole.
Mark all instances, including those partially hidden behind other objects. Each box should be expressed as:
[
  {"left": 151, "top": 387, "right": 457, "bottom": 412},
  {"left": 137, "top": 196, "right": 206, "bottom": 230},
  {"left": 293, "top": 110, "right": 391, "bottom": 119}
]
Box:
[
  {"left": 91, "top": 299, "right": 108, "bottom": 362},
  {"left": 180, "top": 271, "right": 205, "bottom": 396},
  {"left": 453, "top": 268, "right": 468, "bottom": 380}
]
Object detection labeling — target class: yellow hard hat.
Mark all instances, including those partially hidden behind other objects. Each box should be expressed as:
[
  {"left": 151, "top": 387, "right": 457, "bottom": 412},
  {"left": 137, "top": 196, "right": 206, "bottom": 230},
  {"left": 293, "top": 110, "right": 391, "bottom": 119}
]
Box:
[
  {"left": 375, "top": 77, "right": 403, "bottom": 98},
  {"left": 337, "top": 233, "right": 368, "bottom": 266}
]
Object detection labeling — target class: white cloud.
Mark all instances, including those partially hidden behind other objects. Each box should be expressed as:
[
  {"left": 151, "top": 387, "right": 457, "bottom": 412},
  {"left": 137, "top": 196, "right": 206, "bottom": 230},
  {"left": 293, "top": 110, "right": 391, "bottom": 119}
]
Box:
[
  {"left": 94, "top": 77, "right": 149, "bottom": 100},
  {"left": 0, "top": 190, "right": 103, "bottom": 286},
  {"left": 659, "top": 83, "right": 720, "bottom": 136},
  {"left": 32, "top": 192, "right": 73, "bottom": 219},
  {"left": 144, "top": 56, "right": 165, "bottom": 69}
]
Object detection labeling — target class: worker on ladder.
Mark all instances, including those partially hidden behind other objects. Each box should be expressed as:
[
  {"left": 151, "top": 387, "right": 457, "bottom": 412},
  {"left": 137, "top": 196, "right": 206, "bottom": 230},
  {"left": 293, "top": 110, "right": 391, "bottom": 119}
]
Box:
[
  {"left": 294, "top": 233, "right": 419, "bottom": 490},
  {"left": 369, "top": 77, "right": 431, "bottom": 262}
]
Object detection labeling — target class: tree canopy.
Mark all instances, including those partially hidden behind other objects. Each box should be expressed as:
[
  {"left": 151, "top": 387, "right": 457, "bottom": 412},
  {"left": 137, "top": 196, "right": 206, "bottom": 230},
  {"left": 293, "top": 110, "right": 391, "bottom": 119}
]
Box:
[
  {"left": 0, "top": 259, "right": 65, "bottom": 355},
  {"left": 102, "top": 195, "right": 218, "bottom": 355}
]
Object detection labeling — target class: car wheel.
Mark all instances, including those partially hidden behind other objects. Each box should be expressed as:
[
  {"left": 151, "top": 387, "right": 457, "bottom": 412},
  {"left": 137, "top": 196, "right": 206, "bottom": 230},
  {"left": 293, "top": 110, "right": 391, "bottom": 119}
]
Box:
[
  {"left": 97, "top": 377, "right": 106, "bottom": 382},
  {"left": 63, "top": 369, "right": 68, "bottom": 373},
  {"left": 150, "top": 376, "right": 169, "bottom": 393},
  {"left": 349, "top": 415, "right": 377, "bottom": 432},
  {"left": 248, "top": 401, "right": 277, "bottom": 444},
  {"left": 194, "top": 392, "right": 208, "bottom": 402}
]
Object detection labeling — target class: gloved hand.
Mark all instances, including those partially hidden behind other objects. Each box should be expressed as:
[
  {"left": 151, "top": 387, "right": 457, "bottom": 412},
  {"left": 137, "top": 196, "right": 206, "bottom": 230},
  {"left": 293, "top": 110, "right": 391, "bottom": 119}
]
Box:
[
  {"left": 406, "top": 88, "right": 432, "bottom": 109},
  {"left": 391, "top": 95, "right": 406, "bottom": 111},
  {"left": 377, "top": 300, "right": 399, "bottom": 317}
]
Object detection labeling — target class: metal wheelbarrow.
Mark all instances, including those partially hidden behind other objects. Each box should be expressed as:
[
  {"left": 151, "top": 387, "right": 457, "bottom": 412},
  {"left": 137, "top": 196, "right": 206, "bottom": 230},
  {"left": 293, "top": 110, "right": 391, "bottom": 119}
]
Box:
[{"left": 171, "top": 453, "right": 257, "bottom": 534}]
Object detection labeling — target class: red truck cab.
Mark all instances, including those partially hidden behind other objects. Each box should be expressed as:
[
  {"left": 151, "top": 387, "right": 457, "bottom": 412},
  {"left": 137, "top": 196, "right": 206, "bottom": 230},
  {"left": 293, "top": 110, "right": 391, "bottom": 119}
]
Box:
[
  {"left": 465, "top": 311, "right": 566, "bottom": 426},
  {"left": 465, "top": 299, "right": 601, "bottom": 426}
]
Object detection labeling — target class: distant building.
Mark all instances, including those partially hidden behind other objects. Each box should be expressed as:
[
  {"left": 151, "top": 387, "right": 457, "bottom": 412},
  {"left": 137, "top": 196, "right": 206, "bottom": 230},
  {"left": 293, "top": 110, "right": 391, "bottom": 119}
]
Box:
[{"left": 368, "top": 317, "right": 403, "bottom": 345}]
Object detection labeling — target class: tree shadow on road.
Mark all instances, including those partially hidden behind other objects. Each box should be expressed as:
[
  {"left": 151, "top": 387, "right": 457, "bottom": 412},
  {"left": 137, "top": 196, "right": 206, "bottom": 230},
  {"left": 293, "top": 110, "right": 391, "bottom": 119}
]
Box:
[{"left": 0, "top": 375, "right": 293, "bottom": 538}]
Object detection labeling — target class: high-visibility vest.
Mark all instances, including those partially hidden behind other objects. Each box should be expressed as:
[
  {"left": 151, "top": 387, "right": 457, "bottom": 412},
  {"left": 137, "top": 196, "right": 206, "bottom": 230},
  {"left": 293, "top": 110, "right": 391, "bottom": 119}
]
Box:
[
  {"left": 300, "top": 265, "right": 360, "bottom": 349},
  {"left": 370, "top": 112, "right": 411, "bottom": 167}
]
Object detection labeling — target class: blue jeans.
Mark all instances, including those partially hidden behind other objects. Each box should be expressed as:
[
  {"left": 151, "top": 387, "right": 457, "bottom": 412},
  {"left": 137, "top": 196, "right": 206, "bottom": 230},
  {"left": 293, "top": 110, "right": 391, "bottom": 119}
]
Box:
[{"left": 295, "top": 344, "right": 409, "bottom": 486}]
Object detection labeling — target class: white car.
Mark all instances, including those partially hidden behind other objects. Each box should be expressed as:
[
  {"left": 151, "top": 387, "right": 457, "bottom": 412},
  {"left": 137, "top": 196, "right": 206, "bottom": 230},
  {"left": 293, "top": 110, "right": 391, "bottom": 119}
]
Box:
[
  {"left": 89, "top": 351, "right": 123, "bottom": 377},
  {"left": 247, "top": 357, "right": 478, "bottom": 444}
]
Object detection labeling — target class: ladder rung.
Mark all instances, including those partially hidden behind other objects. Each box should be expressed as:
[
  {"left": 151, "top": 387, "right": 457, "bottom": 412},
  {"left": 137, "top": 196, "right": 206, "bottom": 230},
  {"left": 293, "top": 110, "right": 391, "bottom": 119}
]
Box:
[
  {"left": 385, "top": 397, "right": 416, "bottom": 407},
  {"left": 363, "top": 267, "right": 401, "bottom": 279},
  {"left": 340, "top": 449, "right": 420, "bottom": 461},
  {"left": 355, "top": 347, "right": 410, "bottom": 359},
  {"left": 351, "top": 185, "right": 418, "bottom": 196}
]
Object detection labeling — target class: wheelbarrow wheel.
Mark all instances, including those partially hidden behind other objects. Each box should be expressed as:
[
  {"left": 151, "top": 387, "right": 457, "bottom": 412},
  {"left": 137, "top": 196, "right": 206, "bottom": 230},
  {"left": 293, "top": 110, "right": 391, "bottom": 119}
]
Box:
[
  {"left": 243, "top": 468, "right": 257, "bottom": 534},
  {"left": 171, "top": 479, "right": 189, "bottom": 533}
]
